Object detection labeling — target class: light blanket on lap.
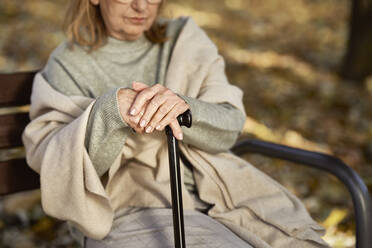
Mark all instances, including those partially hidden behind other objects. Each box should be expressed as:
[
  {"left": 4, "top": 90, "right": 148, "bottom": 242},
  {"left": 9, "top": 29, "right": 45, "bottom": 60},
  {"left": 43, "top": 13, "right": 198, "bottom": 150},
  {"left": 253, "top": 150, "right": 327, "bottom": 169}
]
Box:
[{"left": 22, "top": 17, "right": 327, "bottom": 247}]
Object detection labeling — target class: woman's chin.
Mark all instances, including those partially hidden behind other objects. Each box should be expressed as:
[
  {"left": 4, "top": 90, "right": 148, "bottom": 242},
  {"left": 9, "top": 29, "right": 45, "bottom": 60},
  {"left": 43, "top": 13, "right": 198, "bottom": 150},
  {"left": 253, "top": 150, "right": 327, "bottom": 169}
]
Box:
[{"left": 112, "top": 30, "right": 144, "bottom": 41}]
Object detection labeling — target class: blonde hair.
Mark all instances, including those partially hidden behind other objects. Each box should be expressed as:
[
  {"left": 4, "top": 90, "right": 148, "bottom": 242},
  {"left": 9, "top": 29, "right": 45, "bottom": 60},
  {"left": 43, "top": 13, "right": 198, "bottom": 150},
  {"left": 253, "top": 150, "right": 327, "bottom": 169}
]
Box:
[{"left": 63, "top": 0, "right": 168, "bottom": 51}]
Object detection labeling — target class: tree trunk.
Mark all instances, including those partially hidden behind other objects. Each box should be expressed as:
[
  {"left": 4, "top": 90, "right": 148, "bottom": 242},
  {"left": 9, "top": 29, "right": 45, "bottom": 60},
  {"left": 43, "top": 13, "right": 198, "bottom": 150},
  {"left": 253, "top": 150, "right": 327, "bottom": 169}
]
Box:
[{"left": 341, "top": 0, "right": 372, "bottom": 82}]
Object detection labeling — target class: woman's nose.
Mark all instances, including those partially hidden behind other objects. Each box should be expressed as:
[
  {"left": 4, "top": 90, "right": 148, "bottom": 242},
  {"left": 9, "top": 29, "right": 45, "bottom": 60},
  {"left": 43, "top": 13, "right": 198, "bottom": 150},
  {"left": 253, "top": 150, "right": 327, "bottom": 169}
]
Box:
[{"left": 131, "top": 0, "right": 147, "bottom": 12}]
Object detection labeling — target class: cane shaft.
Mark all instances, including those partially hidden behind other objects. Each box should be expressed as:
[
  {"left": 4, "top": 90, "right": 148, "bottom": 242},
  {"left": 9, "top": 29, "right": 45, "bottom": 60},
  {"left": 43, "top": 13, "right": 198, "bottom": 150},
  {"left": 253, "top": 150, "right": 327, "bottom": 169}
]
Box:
[
  {"left": 166, "top": 110, "right": 191, "bottom": 248},
  {"left": 166, "top": 127, "right": 185, "bottom": 248}
]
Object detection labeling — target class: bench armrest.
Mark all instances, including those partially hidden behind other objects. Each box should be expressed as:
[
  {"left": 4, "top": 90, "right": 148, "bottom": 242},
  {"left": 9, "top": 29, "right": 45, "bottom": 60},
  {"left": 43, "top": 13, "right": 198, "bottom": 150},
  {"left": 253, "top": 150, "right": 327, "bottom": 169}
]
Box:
[{"left": 231, "top": 139, "right": 372, "bottom": 248}]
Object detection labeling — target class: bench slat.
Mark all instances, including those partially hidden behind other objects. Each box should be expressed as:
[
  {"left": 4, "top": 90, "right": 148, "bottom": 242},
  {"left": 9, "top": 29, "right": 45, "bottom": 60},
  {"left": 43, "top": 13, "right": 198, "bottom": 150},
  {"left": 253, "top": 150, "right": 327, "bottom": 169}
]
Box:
[
  {"left": 0, "top": 71, "right": 37, "bottom": 107},
  {"left": 0, "top": 113, "right": 30, "bottom": 149},
  {"left": 0, "top": 158, "right": 40, "bottom": 196}
]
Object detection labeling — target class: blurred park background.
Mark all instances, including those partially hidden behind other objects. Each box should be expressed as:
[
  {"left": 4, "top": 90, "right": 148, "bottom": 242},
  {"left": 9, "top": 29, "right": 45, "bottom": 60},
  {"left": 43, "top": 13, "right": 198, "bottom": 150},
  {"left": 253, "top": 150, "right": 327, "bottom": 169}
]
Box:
[{"left": 1, "top": 0, "right": 372, "bottom": 247}]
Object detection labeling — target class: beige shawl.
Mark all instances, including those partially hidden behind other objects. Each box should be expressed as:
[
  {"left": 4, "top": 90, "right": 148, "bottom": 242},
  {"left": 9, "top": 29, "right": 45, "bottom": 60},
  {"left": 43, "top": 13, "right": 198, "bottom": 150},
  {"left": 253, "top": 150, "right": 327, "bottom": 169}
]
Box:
[{"left": 22, "top": 18, "right": 326, "bottom": 247}]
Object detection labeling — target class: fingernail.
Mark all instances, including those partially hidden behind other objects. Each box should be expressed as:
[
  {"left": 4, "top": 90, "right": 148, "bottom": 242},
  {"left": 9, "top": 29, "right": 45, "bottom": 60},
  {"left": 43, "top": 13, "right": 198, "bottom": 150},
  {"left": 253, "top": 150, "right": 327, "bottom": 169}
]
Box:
[
  {"left": 178, "top": 133, "right": 183, "bottom": 140},
  {"left": 140, "top": 119, "right": 146, "bottom": 127},
  {"left": 155, "top": 125, "right": 161, "bottom": 130},
  {"left": 130, "top": 108, "right": 137, "bottom": 115},
  {"left": 145, "top": 126, "right": 152, "bottom": 133}
]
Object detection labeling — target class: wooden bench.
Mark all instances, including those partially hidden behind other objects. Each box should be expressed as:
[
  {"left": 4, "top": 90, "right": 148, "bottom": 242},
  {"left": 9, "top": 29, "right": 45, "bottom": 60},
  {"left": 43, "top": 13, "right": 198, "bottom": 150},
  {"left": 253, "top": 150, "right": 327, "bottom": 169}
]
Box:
[
  {"left": 0, "top": 71, "right": 371, "bottom": 248},
  {"left": 0, "top": 71, "right": 39, "bottom": 194}
]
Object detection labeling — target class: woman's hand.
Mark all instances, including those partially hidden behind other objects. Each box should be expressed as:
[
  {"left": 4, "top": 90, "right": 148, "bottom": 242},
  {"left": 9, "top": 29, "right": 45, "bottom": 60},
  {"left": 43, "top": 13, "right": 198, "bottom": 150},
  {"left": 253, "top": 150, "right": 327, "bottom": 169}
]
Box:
[
  {"left": 117, "top": 87, "right": 148, "bottom": 133},
  {"left": 130, "top": 82, "right": 189, "bottom": 140}
]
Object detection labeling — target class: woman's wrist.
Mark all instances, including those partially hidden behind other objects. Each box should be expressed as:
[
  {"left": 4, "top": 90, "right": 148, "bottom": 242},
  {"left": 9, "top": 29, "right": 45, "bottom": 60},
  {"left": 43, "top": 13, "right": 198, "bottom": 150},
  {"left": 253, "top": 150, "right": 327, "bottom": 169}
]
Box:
[{"left": 117, "top": 88, "right": 136, "bottom": 124}]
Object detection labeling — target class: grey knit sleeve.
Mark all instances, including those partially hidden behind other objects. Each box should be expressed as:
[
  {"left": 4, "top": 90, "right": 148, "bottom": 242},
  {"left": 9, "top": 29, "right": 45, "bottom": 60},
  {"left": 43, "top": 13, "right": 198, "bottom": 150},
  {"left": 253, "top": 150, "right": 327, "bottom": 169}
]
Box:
[
  {"left": 42, "top": 57, "right": 131, "bottom": 177},
  {"left": 85, "top": 87, "right": 131, "bottom": 177},
  {"left": 178, "top": 95, "right": 246, "bottom": 153}
]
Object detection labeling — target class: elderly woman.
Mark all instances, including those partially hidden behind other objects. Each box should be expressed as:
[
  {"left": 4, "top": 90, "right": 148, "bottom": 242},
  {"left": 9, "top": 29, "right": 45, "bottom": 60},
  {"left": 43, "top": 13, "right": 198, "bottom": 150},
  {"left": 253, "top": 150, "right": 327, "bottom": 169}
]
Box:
[{"left": 22, "top": 0, "right": 329, "bottom": 247}]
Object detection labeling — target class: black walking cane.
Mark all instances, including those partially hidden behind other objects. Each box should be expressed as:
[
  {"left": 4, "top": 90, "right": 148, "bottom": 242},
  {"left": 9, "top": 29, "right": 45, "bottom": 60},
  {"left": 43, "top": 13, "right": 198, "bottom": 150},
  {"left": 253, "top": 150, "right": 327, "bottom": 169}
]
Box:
[{"left": 165, "top": 109, "right": 192, "bottom": 248}]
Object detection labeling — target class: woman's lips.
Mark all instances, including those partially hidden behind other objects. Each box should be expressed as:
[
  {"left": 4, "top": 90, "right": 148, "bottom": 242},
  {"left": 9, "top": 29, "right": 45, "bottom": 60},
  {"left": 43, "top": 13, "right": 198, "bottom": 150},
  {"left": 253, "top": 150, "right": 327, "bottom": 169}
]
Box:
[{"left": 129, "top": 17, "right": 146, "bottom": 24}]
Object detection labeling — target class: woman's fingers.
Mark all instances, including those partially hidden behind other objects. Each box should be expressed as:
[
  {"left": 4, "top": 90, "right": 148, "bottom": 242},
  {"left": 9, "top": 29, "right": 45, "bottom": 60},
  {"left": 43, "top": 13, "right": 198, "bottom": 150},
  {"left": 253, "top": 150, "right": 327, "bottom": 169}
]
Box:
[
  {"left": 126, "top": 83, "right": 189, "bottom": 138},
  {"left": 117, "top": 88, "right": 147, "bottom": 133},
  {"left": 139, "top": 90, "right": 177, "bottom": 132},
  {"left": 127, "top": 100, "right": 149, "bottom": 133},
  {"left": 129, "top": 108, "right": 143, "bottom": 126},
  {"left": 132, "top": 81, "right": 148, "bottom": 92},
  {"left": 154, "top": 102, "right": 189, "bottom": 138},
  {"left": 146, "top": 100, "right": 177, "bottom": 132},
  {"left": 140, "top": 91, "right": 189, "bottom": 135},
  {"left": 129, "top": 84, "right": 163, "bottom": 116},
  {"left": 127, "top": 108, "right": 146, "bottom": 133},
  {"left": 168, "top": 120, "right": 183, "bottom": 140}
]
